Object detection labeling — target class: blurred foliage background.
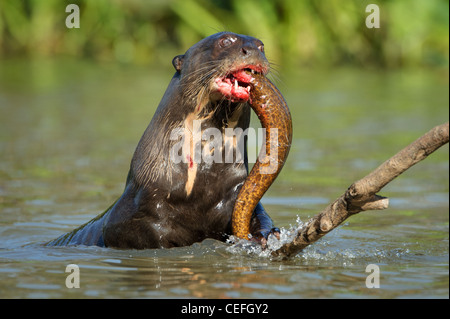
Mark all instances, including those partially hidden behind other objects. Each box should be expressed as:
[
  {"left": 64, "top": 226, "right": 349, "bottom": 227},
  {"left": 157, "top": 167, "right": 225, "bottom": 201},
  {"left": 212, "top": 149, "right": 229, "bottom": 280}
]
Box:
[{"left": 0, "top": 0, "right": 448, "bottom": 69}]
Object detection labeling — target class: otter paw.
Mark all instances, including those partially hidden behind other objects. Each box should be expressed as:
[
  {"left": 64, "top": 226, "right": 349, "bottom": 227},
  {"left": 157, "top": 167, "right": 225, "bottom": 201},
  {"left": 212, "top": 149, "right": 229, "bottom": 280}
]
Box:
[{"left": 251, "top": 227, "right": 281, "bottom": 248}]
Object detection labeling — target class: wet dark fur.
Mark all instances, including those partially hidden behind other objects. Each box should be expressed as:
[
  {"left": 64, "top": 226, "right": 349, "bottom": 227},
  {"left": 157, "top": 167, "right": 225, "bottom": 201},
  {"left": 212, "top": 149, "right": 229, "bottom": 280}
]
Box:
[{"left": 47, "top": 32, "right": 276, "bottom": 249}]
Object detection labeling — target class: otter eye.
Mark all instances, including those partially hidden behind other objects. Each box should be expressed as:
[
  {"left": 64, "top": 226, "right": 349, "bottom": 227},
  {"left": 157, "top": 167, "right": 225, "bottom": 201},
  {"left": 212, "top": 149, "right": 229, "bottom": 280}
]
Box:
[
  {"left": 258, "top": 44, "right": 264, "bottom": 53},
  {"left": 219, "top": 36, "right": 237, "bottom": 48}
]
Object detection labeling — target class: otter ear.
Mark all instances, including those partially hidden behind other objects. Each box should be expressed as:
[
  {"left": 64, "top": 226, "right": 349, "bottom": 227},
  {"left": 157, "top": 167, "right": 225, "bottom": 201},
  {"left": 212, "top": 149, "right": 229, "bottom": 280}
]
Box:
[{"left": 172, "top": 55, "right": 185, "bottom": 72}]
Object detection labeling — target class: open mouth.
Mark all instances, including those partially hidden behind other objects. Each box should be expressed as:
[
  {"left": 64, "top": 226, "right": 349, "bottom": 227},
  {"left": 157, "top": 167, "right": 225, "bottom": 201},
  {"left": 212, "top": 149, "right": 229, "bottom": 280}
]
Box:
[{"left": 214, "top": 65, "right": 265, "bottom": 102}]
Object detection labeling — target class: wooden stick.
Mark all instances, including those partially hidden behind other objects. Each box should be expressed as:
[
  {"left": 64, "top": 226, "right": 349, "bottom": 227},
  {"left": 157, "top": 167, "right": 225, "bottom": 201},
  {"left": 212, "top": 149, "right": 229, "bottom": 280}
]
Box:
[{"left": 271, "top": 122, "right": 449, "bottom": 259}]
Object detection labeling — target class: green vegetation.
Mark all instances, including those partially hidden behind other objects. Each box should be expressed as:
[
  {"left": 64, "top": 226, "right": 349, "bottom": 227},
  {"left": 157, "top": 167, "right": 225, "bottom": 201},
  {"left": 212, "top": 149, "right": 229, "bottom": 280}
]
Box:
[{"left": 0, "top": 0, "right": 448, "bottom": 69}]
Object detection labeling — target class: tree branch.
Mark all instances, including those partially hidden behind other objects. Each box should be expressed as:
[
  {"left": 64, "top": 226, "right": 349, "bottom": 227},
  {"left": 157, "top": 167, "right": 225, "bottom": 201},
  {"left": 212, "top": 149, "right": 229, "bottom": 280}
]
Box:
[{"left": 271, "top": 122, "right": 449, "bottom": 259}]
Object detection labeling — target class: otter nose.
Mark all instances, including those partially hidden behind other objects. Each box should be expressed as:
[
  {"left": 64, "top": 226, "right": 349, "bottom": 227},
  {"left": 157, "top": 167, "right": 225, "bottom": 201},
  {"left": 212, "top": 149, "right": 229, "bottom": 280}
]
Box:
[{"left": 240, "top": 41, "right": 264, "bottom": 58}]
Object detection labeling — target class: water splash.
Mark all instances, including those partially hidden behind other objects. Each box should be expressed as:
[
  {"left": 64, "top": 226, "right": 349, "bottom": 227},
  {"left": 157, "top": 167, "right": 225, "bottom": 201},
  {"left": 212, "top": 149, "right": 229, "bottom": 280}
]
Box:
[
  {"left": 226, "top": 215, "right": 306, "bottom": 258},
  {"left": 225, "top": 216, "right": 411, "bottom": 263}
]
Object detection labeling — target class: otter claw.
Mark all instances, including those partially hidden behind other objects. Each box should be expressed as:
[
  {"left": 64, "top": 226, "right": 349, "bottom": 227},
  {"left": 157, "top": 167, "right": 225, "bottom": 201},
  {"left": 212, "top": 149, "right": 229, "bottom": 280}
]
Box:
[
  {"left": 270, "top": 227, "right": 281, "bottom": 241},
  {"left": 260, "top": 237, "right": 268, "bottom": 249},
  {"left": 252, "top": 227, "right": 281, "bottom": 248}
]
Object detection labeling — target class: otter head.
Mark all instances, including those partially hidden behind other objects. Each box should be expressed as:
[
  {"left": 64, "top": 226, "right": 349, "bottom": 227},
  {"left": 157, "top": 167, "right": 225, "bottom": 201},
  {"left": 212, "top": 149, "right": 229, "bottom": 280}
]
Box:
[{"left": 172, "top": 32, "right": 269, "bottom": 105}]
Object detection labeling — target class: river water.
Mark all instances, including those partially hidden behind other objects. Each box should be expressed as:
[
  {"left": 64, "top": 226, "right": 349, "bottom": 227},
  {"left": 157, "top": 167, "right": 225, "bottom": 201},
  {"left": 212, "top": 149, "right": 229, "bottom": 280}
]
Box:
[{"left": 0, "top": 59, "right": 448, "bottom": 298}]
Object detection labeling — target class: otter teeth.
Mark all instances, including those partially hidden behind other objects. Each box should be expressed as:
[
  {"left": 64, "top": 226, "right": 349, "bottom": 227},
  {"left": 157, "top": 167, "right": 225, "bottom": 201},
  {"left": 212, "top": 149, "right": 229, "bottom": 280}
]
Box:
[{"left": 234, "top": 79, "right": 238, "bottom": 91}]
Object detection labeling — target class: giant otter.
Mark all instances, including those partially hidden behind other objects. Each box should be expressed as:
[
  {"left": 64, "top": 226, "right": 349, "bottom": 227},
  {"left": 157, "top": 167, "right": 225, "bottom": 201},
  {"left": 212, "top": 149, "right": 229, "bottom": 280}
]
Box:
[{"left": 47, "top": 32, "right": 283, "bottom": 249}]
